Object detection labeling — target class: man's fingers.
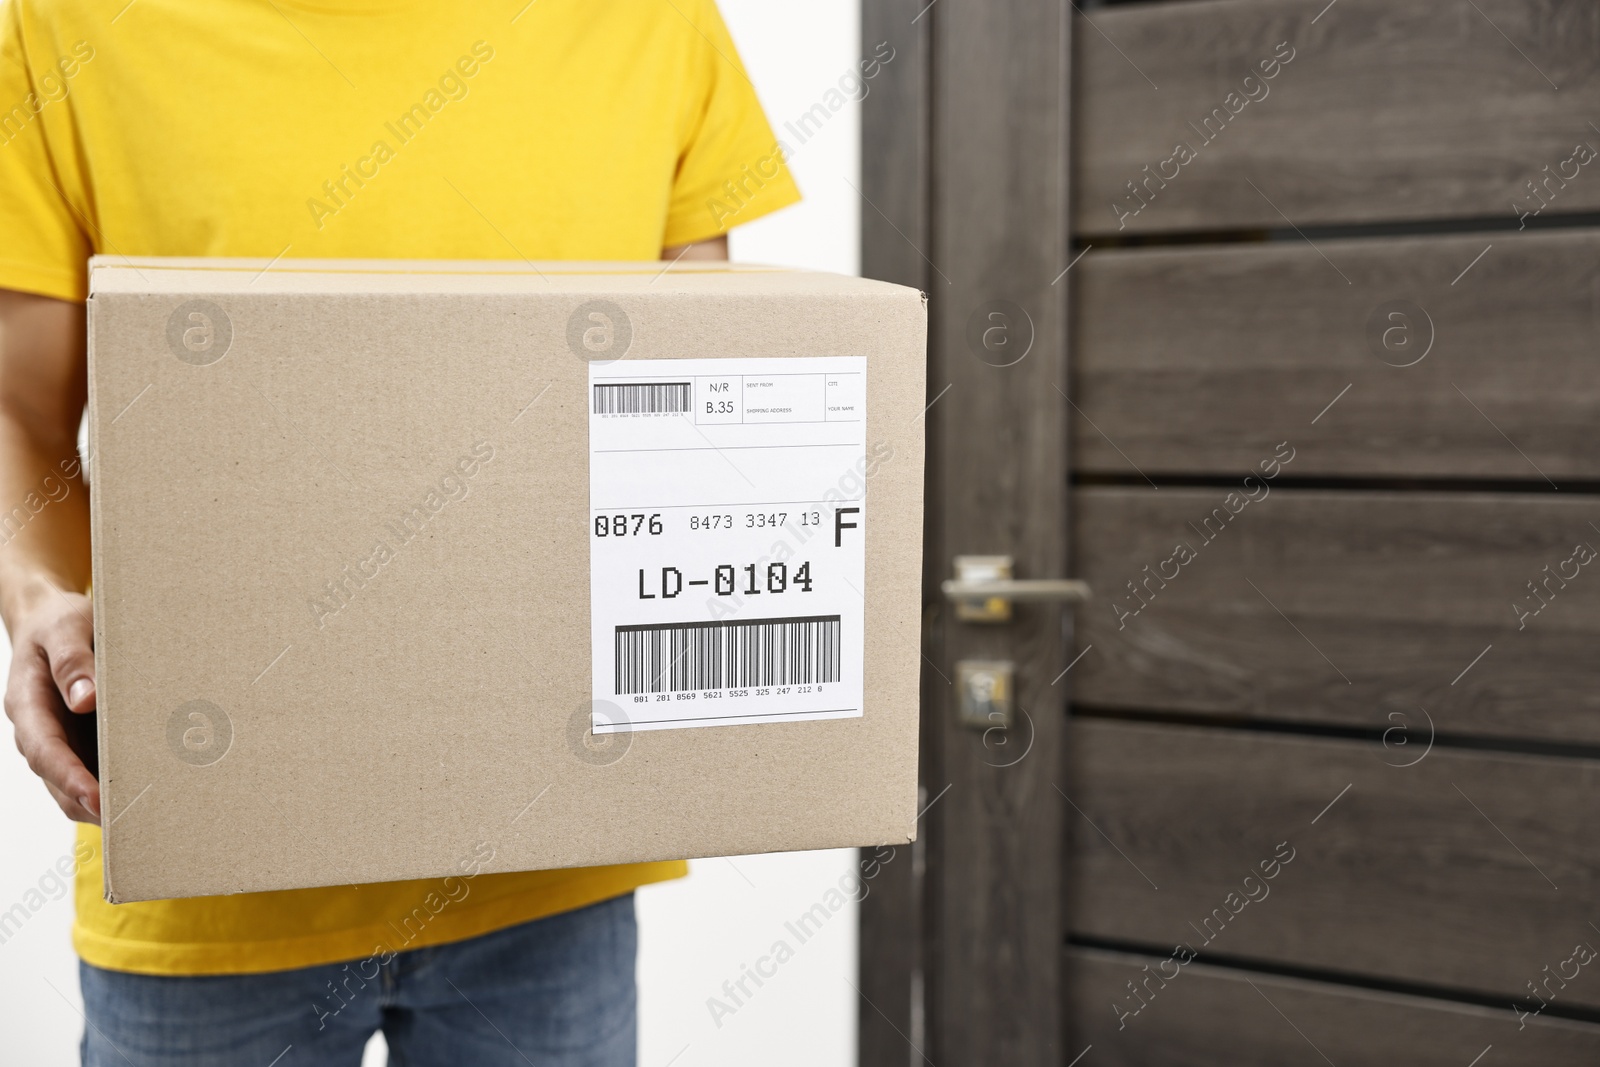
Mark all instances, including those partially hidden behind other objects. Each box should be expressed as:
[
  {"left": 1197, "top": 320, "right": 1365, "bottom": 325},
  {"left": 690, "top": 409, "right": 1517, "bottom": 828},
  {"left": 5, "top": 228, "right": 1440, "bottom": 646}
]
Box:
[
  {"left": 40, "top": 601, "right": 95, "bottom": 712},
  {"left": 44, "top": 777, "right": 100, "bottom": 825},
  {"left": 25, "top": 731, "right": 99, "bottom": 822},
  {"left": 9, "top": 671, "right": 100, "bottom": 818},
  {"left": 4, "top": 612, "right": 102, "bottom": 825},
  {"left": 16, "top": 702, "right": 95, "bottom": 795}
]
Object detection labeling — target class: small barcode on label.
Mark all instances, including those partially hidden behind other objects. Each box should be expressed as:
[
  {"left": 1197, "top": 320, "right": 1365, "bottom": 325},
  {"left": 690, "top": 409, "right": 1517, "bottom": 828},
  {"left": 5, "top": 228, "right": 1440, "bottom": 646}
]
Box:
[
  {"left": 615, "top": 615, "right": 842, "bottom": 695},
  {"left": 593, "top": 382, "right": 692, "bottom": 415}
]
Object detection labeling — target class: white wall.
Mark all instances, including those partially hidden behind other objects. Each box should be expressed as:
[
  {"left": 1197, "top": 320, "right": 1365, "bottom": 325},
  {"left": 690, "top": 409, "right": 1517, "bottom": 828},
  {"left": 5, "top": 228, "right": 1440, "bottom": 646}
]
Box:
[
  {"left": 0, "top": 3, "right": 864, "bottom": 1065},
  {"left": 719, "top": 0, "right": 862, "bottom": 277}
]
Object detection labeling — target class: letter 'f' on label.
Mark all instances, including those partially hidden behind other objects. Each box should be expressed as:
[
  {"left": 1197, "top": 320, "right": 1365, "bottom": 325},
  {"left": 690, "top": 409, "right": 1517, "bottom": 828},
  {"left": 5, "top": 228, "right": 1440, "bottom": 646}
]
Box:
[{"left": 835, "top": 507, "right": 860, "bottom": 547}]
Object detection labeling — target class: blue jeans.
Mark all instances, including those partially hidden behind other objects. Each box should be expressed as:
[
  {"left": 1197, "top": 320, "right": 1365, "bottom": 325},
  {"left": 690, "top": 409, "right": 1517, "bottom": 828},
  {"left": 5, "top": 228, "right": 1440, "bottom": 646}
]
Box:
[{"left": 80, "top": 893, "right": 637, "bottom": 1067}]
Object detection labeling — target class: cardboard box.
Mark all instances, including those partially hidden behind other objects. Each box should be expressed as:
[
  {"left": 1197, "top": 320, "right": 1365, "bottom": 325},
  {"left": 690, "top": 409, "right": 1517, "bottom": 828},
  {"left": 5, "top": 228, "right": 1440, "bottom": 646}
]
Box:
[{"left": 86, "top": 258, "right": 926, "bottom": 902}]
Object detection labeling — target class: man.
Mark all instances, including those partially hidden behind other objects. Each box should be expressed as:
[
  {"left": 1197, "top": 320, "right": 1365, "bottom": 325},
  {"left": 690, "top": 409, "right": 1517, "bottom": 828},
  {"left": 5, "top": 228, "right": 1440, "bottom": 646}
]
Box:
[{"left": 0, "top": 1, "right": 799, "bottom": 1063}]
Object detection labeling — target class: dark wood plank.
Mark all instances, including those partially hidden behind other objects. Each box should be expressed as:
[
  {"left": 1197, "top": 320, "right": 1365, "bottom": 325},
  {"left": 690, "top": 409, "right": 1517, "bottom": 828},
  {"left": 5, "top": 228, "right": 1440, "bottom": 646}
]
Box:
[
  {"left": 1072, "top": 229, "right": 1600, "bottom": 480},
  {"left": 1068, "top": 946, "right": 1600, "bottom": 1066},
  {"left": 1073, "top": 487, "right": 1600, "bottom": 745},
  {"left": 1066, "top": 720, "right": 1600, "bottom": 1010},
  {"left": 1074, "top": 0, "right": 1600, "bottom": 234},
  {"left": 858, "top": 2, "right": 930, "bottom": 1061},
  {"left": 923, "top": 1, "right": 1073, "bottom": 1063},
  {"left": 860, "top": 1, "right": 929, "bottom": 295}
]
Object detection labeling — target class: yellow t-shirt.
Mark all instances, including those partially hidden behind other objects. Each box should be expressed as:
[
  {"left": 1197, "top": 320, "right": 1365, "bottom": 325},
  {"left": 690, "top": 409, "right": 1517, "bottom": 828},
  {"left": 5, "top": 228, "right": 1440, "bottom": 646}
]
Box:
[{"left": 0, "top": 0, "right": 798, "bottom": 975}]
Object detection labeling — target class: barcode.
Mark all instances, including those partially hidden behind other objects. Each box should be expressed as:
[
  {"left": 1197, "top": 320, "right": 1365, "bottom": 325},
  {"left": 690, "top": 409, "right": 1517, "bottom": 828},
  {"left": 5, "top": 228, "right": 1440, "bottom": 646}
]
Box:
[
  {"left": 615, "top": 615, "right": 842, "bottom": 695},
  {"left": 593, "top": 382, "right": 692, "bottom": 415}
]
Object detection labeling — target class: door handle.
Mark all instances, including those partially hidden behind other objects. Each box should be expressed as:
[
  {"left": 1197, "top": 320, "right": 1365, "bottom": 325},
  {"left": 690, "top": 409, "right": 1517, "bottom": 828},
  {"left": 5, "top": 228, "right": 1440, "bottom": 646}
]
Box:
[{"left": 941, "top": 555, "right": 1090, "bottom": 623}]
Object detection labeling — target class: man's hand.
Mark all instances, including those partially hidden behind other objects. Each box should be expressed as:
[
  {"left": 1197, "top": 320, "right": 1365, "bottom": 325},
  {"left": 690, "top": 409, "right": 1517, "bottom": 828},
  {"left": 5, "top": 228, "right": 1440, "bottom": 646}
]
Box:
[
  {"left": 6, "top": 586, "right": 97, "bottom": 823},
  {"left": 0, "top": 288, "right": 94, "bottom": 823},
  {"left": 662, "top": 235, "right": 729, "bottom": 263}
]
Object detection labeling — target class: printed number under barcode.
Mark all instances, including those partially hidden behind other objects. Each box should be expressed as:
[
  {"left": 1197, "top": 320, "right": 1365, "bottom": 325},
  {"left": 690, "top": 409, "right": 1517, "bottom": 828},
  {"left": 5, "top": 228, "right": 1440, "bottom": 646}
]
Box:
[
  {"left": 593, "top": 382, "right": 692, "bottom": 415},
  {"left": 614, "top": 615, "right": 841, "bottom": 695}
]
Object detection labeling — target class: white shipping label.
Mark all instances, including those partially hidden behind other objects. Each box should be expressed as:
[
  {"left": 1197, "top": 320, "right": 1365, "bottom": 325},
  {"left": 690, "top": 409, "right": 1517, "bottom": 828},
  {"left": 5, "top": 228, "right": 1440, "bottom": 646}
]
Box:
[{"left": 587, "top": 357, "right": 869, "bottom": 733}]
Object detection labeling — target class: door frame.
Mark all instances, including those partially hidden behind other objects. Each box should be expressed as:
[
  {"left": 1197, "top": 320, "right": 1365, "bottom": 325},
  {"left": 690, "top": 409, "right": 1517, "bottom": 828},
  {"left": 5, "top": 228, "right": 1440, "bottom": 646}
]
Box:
[{"left": 859, "top": 2, "right": 1075, "bottom": 1063}]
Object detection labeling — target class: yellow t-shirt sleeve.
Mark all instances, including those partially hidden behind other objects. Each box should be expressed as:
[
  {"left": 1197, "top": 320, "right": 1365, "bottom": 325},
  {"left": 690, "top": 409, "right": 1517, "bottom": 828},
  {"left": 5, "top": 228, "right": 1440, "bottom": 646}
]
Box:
[
  {"left": 0, "top": 3, "right": 92, "bottom": 302},
  {"left": 663, "top": 0, "right": 800, "bottom": 248}
]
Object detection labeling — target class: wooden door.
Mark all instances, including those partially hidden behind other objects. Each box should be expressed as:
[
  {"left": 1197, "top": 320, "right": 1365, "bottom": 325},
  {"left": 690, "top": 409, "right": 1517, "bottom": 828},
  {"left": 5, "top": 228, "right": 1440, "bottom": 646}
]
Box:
[
  {"left": 859, "top": 0, "right": 1075, "bottom": 1063},
  {"left": 861, "top": 0, "right": 1600, "bottom": 1063}
]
